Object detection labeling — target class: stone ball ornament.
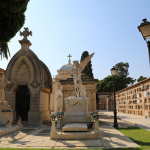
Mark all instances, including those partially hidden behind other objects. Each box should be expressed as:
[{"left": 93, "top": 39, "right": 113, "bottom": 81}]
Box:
[{"left": 50, "top": 114, "right": 56, "bottom": 121}]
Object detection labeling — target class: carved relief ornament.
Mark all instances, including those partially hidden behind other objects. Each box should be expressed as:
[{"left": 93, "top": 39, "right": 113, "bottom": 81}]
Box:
[{"left": 31, "top": 80, "right": 40, "bottom": 88}]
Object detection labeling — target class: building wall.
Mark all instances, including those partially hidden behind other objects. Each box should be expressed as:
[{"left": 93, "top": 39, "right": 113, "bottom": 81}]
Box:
[
  {"left": 99, "top": 98, "right": 107, "bottom": 110},
  {"left": 107, "top": 78, "right": 150, "bottom": 117},
  {"left": 97, "top": 92, "right": 113, "bottom": 110}
]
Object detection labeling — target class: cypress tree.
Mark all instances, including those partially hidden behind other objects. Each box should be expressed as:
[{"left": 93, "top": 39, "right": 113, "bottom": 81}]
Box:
[
  {"left": 80, "top": 51, "right": 94, "bottom": 79},
  {"left": 0, "top": 0, "right": 30, "bottom": 59}
]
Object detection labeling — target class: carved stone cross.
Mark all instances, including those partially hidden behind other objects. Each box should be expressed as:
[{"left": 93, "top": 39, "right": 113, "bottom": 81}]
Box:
[
  {"left": 67, "top": 54, "right": 72, "bottom": 60},
  {"left": 67, "top": 54, "right": 72, "bottom": 64},
  {"left": 0, "top": 75, "right": 10, "bottom": 101},
  {"left": 20, "top": 27, "right": 32, "bottom": 40}
]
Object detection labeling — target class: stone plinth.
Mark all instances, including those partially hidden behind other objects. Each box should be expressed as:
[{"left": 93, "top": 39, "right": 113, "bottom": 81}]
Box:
[
  {"left": 61, "top": 96, "right": 90, "bottom": 125},
  {"left": 62, "top": 123, "right": 87, "bottom": 131},
  {"left": 0, "top": 101, "right": 13, "bottom": 125}
]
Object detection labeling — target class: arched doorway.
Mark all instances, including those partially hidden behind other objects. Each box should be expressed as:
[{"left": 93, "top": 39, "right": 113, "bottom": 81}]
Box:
[{"left": 16, "top": 86, "right": 30, "bottom": 121}]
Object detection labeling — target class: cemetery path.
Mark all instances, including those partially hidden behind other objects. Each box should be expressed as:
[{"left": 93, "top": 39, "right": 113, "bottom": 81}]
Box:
[{"left": 99, "top": 110, "right": 150, "bottom": 131}]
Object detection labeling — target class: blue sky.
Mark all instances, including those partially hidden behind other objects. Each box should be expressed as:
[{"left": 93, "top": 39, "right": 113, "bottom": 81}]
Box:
[{"left": 1, "top": 0, "right": 150, "bottom": 81}]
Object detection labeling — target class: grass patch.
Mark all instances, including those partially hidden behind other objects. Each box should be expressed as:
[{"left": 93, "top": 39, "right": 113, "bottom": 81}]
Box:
[
  {"left": 0, "top": 127, "right": 150, "bottom": 150},
  {"left": 115, "top": 126, "right": 150, "bottom": 150}
]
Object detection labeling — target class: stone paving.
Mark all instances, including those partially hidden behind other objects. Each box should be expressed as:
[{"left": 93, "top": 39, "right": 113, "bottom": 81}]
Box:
[{"left": 0, "top": 113, "right": 140, "bottom": 149}]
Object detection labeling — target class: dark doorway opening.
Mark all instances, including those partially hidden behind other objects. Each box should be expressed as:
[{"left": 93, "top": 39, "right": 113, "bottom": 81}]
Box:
[{"left": 16, "top": 86, "right": 30, "bottom": 121}]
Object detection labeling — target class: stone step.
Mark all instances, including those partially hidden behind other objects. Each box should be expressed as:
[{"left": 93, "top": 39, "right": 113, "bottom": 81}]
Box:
[
  {"left": 0, "top": 101, "right": 8, "bottom": 105},
  {"left": 0, "top": 105, "right": 11, "bottom": 110}
]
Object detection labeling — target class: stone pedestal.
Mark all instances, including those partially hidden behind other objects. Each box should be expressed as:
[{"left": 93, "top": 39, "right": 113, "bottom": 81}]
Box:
[
  {"left": 61, "top": 96, "right": 90, "bottom": 125},
  {"left": 0, "top": 101, "right": 13, "bottom": 125}
]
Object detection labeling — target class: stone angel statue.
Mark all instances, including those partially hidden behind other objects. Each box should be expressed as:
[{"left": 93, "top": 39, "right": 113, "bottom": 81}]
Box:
[{"left": 71, "top": 53, "right": 95, "bottom": 98}]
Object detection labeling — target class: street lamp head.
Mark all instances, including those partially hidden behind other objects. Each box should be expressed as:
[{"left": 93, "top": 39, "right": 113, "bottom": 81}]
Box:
[
  {"left": 138, "top": 18, "right": 150, "bottom": 40},
  {"left": 111, "top": 66, "right": 117, "bottom": 76}
]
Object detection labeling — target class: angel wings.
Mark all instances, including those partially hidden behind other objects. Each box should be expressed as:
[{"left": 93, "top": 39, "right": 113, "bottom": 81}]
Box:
[{"left": 79, "top": 53, "right": 95, "bottom": 72}]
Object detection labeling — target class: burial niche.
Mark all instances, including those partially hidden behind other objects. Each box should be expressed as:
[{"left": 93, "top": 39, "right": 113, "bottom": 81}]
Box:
[{"left": 16, "top": 86, "right": 30, "bottom": 121}]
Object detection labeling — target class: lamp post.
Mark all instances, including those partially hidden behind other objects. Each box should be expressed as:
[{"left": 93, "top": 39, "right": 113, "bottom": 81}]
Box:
[
  {"left": 142, "top": 85, "right": 148, "bottom": 119},
  {"left": 138, "top": 18, "right": 150, "bottom": 64},
  {"left": 111, "top": 66, "right": 118, "bottom": 128}
]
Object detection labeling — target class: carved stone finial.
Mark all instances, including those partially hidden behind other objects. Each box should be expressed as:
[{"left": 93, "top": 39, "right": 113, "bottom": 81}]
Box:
[
  {"left": 20, "top": 27, "right": 32, "bottom": 40},
  {"left": 19, "top": 27, "right": 32, "bottom": 47}
]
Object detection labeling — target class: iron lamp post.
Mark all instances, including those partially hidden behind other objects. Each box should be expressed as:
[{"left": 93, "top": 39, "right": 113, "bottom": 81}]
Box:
[
  {"left": 142, "top": 86, "right": 148, "bottom": 119},
  {"left": 111, "top": 66, "right": 118, "bottom": 128},
  {"left": 138, "top": 18, "right": 150, "bottom": 64}
]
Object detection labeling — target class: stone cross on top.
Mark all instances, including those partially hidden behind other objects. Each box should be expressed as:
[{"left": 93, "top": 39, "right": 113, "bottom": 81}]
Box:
[
  {"left": 67, "top": 54, "right": 72, "bottom": 65},
  {"left": 0, "top": 75, "right": 10, "bottom": 101},
  {"left": 20, "top": 27, "right": 32, "bottom": 40}
]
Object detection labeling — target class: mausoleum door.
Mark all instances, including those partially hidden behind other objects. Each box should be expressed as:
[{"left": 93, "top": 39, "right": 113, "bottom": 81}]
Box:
[{"left": 16, "top": 86, "right": 30, "bottom": 121}]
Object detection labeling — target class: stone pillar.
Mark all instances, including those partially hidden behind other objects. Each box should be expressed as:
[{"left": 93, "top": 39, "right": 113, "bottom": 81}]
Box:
[
  {"left": 94, "top": 120, "right": 100, "bottom": 134},
  {"left": 91, "top": 115, "right": 93, "bottom": 122},
  {"left": 92, "top": 122, "right": 95, "bottom": 129},
  {"left": 56, "top": 119, "right": 61, "bottom": 129},
  {"left": 51, "top": 120, "right": 56, "bottom": 134},
  {"left": 7, "top": 120, "right": 11, "bottom": 128},
  {"left": 17, "top": 117, "right": 21, "bottom": 126}
]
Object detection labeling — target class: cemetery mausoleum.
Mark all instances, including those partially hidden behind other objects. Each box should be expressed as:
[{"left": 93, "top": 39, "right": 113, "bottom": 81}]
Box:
[{"left": 4, "top": 28, "right": 52, "bottom": 125}]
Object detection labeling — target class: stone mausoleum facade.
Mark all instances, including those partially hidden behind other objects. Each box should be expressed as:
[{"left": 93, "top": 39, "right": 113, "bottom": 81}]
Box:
[{"left": 4, "top": 28, "right": 52, "bottom": 125}]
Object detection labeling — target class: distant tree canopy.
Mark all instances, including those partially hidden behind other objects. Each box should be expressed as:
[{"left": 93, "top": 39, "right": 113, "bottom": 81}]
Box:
[
  {"left": 97, "top": 62, "right": 136, "bottom": 92},
  {"left": 80, "top": 51, "right": 94, "bottom": 79},
  {"left": 137, "top": 76, "right": 147, "bottom": 82},
  {"left": 0, "top": 0, "right": 30, "bottom": 59},
  {"left": 115, "top": 62, "right": 136, "bottom": 87},
  {"left": 96, "top": 75, "right": 126, "bottom": 92}
]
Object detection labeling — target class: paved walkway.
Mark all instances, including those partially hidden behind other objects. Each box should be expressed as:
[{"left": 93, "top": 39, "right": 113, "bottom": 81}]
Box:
[
  {"left": 99, "top": 110, "right": 150, "bottom": 131},
  {"left": 0, "top": 114, "right": 139, "bottom": 149}
]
